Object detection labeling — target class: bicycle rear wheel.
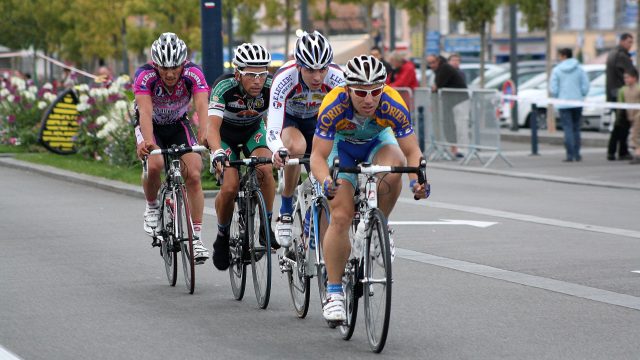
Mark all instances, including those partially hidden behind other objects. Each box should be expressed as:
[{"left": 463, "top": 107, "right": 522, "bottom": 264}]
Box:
[
  {"left": 287, "top": 206, "right": 310, "bottom": 318},
  {"left": 228, "top": 198, "right": 246, "bottom": 300},
  {"left": 160, "top": 190, "right": 177, "bottom": 286},
  {"left": 339, "top": 222, "right": 359, "bottom": 340},
  {"left": 249, "top": 190, "right": 272, "bottom": 309},
  {"left": 313, "top": 198, "right": 333, "bottom": 326},
  {"left": 363, "top": 209, "right": 392, "bottom": 353},
  {"left": 176, "top": 185, "right": 195, "bottom": 294}
]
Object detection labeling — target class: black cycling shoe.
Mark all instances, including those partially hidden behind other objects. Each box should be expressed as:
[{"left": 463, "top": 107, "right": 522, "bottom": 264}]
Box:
[{"left": 212, "top": 232, "right": 231, "bottom": 271}]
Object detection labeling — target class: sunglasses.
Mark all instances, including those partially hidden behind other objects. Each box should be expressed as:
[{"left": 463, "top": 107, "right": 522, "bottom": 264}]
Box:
[
  {"left": 349, "top": 85, "right": 384, "bottom": 98},
  {"left": 237, "top": 69, "right": 269, "bottom": 80}
]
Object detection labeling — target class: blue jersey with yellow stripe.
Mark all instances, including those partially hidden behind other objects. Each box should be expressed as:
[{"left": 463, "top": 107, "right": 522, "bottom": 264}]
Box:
[{"left": 315, "top": 85, "right": 413, "bottom": 144}]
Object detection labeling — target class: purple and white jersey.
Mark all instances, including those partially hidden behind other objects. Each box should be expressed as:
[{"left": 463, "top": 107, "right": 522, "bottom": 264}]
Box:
[{"left": 133, "top": 61, "right": 209, "bottom": 125}]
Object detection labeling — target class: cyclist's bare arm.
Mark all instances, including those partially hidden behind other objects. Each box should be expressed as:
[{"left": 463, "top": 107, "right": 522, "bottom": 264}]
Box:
[
  {"left": 193, "top": 91, "right": 209, "bottom": 146},
  {"left": 397, "top": 133, "right": 428, "bottom": 197},
  {"left": 310, "top": 135, "right": 334, "bottom": 187},
  {"left": 135, "top": 94, "right": 156, "bottom": 159},
  {"left": 205, "top": 114, "right": 224, "bottom": 153}
]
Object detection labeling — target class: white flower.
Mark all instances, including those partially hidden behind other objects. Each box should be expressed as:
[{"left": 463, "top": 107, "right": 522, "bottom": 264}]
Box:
[
  {"left": 115, "top": 100, "right": 128, "bottom": 111},
  {"left": 44, "top": 92, "right": 57, "bottom": 102},
  {"left": 96, "top": 115, "right": 108, "bottom": 125},
  {"left": 89, "top": 88, "right": 100, "bottom": 98},
  {"left": 108, "top": 84, "right": 119, "bottom": 95},
  {"left": 77, "top": 103, "right": 90, "bottom": 112},
  {"left": 7, "top": 95, "right": 14, "bottom": 103},
  {"left": 38, "top": 101, "right": 48, "bottom": 110},
  {"left": 23, "top": 91, "right": 35, "bottom": 101},
  {"left": 79, "top": 94, "right": 89, "bottom": 104},
  {"left": 0, "top": 88, "right": 9, "bottom": 97},
  {"left": 11, "top": 77, "right": 25, "bottom": 91},
  {"left": 28, "top": 85, "right": 38, "bottom": 94},
  {"left": 77, "top": 84, "right": 90, "bottom": 92},
  {"left": 116, "top": 74, "right": 130, "bottom": 86},
  {"left": 42, "top": 83, "right": 53, "bottom": 90}
]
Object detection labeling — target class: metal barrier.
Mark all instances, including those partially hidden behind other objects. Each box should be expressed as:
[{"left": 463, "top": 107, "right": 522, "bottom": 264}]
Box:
[{"left": 428, "top": 87, "right": 511, "bottom": 167}]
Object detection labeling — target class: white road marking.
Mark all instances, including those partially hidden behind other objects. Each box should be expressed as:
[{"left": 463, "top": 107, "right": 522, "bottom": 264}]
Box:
[
  {"left": 0, "top": 345, "right": 22, "bottom": 360},
  {"left": 397, "top": 248, "right": 640, "bottom": 311},
  {"left": 632, "top": 271, "right": 640, "bottom": 274},
  {"left": 389, "top": 219, "right": 497, "bottom": 228},
  {"left": 398, "top": 198, "right": 640, "bottom": 239}
]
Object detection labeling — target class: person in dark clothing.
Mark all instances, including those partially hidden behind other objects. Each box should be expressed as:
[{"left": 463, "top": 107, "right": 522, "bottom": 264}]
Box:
[
  {"left": 448, "top": 53, "right": 466, "bottom": 83},
  {"left": 606, "top": 33, "right": 635, "bottom": 161},
  {"left": 428, "top": 54, "right": 467, "bottom": 157},
  {"left": 370, "top": 46, "right": 393, "bottom": 80}
]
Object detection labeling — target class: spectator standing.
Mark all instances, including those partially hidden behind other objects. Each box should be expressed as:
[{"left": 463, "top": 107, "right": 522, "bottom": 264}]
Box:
[
  {"left": 428, "top": 54, "right": 467, "bottom": 157},
  {"left": 370, "top": 46, "right": 393, "bottom": 79},
  {"left": 549, "top": 48, "right": 590, "bottom": 162},
  {"left": 606, "top": 33, "right": 635, "bottom": 161},
  {"left": 386, "top": 50, "right": 418, "bottom": 90},
  {"left": 448, "top": 53, "right": 466, "bottom": 83},
  {"left": 617, "top": 68, "right": 640, "bottom": 164}
]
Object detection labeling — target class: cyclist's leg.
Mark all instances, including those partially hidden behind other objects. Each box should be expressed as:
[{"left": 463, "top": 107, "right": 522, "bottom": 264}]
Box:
[
  {"left": 181, "top": 152, "right": 204, "bottom": 225},
  {"left": 246, "top": 122, "right": 275, "bottom": 218},
  {"left": 141, "top": 124, "right": 164, "bottom": 235},
  {"left": 368, "top": 128, "right": 405, "bottom": 218},
  {"left": 212, "top": 142, "right": 240, "bottom": 270}
]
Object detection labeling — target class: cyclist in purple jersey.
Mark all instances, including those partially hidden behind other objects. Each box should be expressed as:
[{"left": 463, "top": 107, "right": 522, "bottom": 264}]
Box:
[{"left": 134, "top": 32, "right": 210, "bottom": 263}]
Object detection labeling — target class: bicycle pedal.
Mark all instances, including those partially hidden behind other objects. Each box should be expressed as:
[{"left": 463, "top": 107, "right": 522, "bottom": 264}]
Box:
[{"left": 327, "top": 320, "right": 346, "bottom": 327}]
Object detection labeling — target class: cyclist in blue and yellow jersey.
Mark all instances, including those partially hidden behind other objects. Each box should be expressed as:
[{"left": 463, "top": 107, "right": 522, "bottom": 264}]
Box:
[
  {"left": 310, "top": 55, "right": 430, "bottom": 321},
  {"left": 134, "top": 32, "right": 210, "bottom": 264},
  {"left": 266, "top": 30, "right": 344, "bottom": 248},
  {"left": 203, "top": 43, "right": 279, "bottom": 271}
]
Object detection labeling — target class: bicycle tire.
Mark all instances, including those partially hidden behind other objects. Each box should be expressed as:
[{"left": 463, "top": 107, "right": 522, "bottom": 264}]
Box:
[
  {"left": 176, "top": 185, "right": 195, "bottom": 294},
  {"left": 363, "top": 209, "right": 392, "bottom": 353},
  {"left": 228, "top": 198, "right": 246, "bottom": 300},
  {"left": 160, "top": 189, "right": 177, "bottom": 286},
  {"left": 249, "top": 190, "right": 272, "bottom": 309},
  {"left": 339, "top": 223, "right": 359, "bottom": 340},
  {"left": 287, "top": 206, "right": 310, "bottom": 318},
  {"left": 313, "top": 197, "right": 334, "bottom": 327}
]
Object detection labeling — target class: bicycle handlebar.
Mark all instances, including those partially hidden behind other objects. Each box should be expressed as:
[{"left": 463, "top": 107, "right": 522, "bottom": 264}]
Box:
[{"left": 142, "top": 145, "right": 207, "bottom": 179}]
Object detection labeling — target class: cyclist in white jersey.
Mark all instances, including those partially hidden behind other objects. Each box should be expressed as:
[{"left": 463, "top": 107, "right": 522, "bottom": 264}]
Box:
[{"left": 266, "top": 30, "right": 344, "bottom": 248}]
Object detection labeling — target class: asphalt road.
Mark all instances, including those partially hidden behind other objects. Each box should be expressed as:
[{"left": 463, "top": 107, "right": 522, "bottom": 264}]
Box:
[{"left": 1, "top": 165, "right": 639, "bottom": 359}]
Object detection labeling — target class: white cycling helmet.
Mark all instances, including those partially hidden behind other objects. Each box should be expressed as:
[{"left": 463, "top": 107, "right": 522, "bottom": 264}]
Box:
[
  {"left": 150, "top": 32, "right": 187, "bottom": 67},
  {"left": 344, "top": 55, "right": 387, "bottom": 85},
  {"left": 294, "top": 31, "right": 333, "bottom": 69},
  {"left": 233, "top": 43, "right": 271, "bottom": 68}
]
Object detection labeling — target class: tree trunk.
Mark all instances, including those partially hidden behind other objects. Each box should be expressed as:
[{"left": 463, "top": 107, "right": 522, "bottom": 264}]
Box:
[
  {"left": 546, "top": 0, "right": 555, "bottom": 133},
  {"left": 284, "top": 0, "right": 291, "bottom": 59},
  {"left": 324, "top": 0, "right": 331, "bottom": 36},
  {"left": 366, "top": 3, "right": 373, "bottom": 47}
]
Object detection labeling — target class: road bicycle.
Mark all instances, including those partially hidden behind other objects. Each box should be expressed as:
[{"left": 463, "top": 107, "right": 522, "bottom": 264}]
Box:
[
  {"left": 218, "top": 155, "right": 274, "bottom": 309},
  {"left": 330, "top": 157, "right": 428, "bottom": 353},
  {"left": 144, "top": 144, "right": 207, "bottom": 295},
  {"left": 277, "top": 158, "right": 332, "bottom": 320}
]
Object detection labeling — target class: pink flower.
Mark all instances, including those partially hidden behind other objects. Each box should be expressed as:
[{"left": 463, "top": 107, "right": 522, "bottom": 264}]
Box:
[
  {"left": 9, "top": 137, "right": 17, "bottom": 145},
  {"left": 7, "top": 115, "right": 15, "bottom": 124}
]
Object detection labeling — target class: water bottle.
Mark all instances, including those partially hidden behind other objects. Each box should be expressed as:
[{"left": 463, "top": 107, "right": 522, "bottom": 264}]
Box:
[
  {"left": 303, "top": 208, "right": 315, "bottom": 250},
  {"left": 365, "top": 177, "right": 377, "bottom": 208},
  {"left": 353, "top": 220, "right": 366, "bottom": 259}
]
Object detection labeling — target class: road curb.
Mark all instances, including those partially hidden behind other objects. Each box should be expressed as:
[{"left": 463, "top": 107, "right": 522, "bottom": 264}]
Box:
[
  {"left": 428, "top": 162, "right": 640, "bottom": 191},
  {"left": 0, "top": 158, "right": 219, "bottom": 198}
]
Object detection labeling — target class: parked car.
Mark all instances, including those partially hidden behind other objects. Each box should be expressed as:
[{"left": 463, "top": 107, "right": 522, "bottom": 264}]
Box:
[
  {"left": 517, "top": 64, "right": 605, "bottom": 92},
  {"left": 500, "top": 73, "right": 610, "bottom": 131}
]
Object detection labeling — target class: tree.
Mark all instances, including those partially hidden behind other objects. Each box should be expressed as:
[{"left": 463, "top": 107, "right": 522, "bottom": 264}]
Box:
[
  {"left": 264, "top": 0, "right": 298, "bottom": 57},
  {"left": 449, "top": 0, "right": 501, "bottom": 87},
  {"left": 510, "top": 0, "right": 554, "bottom": 130},
  {"left": 394, "top": 0, "right": 434, "bottom": 86}
]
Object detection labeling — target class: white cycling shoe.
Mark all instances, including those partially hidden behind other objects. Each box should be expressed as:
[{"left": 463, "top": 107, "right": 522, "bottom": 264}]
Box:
[
  {"left": 276, "top": 214, "right": 293, "bottom": 248},
  {"left": 193, "top": 238, "right": 210, "bottom": 265},
  {"left": 143, "top": 206, "right": 161, "bottom": 236},
  {"left": 323, "top": 293, "right": 347, "bottom": 322}
]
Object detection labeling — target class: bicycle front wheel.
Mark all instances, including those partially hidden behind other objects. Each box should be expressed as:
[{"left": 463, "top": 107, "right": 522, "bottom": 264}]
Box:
[
  {"left": 176, "top": 185, "right": 195, "bottom": 294},
  {"left": 363, "top": 209, "right": 392, "bottom": 353},
  {"left": 249, "top": 190, "right": 272, "bottom": 309},
  {"left": 339, "top": 221, "right": 359, "bottom": 340},
  {"left": 313, "top": 197, "right": 334, "bottom": 326},
  {"left": 160, "top": 189, "right": 177, "bottom": 286},
  {"left": 228, "top": 198, "right": 246, "bottom": 300},
  {"left": 287, "top": 206, "right": 310, "bottom": 318}
]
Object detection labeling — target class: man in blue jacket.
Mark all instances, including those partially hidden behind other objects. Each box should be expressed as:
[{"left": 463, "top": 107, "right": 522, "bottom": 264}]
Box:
[{"left": 550, "top": 48, "right": 590, "bottom": 162}]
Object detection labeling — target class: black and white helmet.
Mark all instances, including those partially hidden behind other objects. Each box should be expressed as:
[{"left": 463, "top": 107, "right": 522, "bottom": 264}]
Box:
[
  {"left": 295, "top": 31, "right": 333, "bottom": 69},
  {"left": 344, "top": 55, "right": 387, "bottom": 85},
  {"left": 151, "top": 32, "right": 187, "bottom": 67},
  {"left": 233, "top": 43, "right": 271, "bottom": 68}
]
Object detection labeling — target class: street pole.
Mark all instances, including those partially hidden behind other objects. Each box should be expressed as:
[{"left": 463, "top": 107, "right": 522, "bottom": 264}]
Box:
[
  {"left": 389, "top": 3, "right": 396, "bottom": 51},
  {"left": 301, "top": 0, "right": 309, "bottom": 31},
  {"left": 509, "top": 4, "right": 519, "bottom": 131},
  {"left": 227, "top": 6, "right": 233, "bottom": 70},
  {"left": 121, "top": 18, "right": 129, "bottom": 76},
  {"left": 201, "top": 0, "right": 223, "bottom": 86}
]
